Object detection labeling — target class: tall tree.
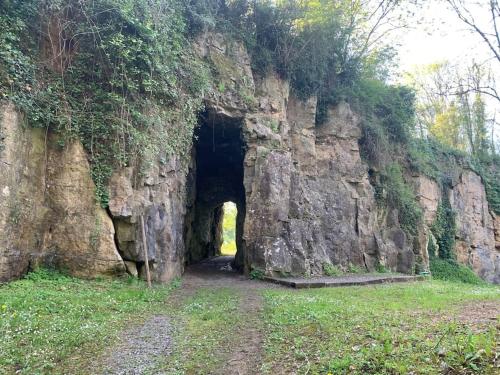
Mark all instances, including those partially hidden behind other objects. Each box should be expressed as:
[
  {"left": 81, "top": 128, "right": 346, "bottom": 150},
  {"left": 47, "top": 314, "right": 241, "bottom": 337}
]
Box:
[
  {"left": 407, "top": 61, "right": 494, "bottom": 156},
  {"left": 446, "top": 0, "right": 500, "bottom": 103}
]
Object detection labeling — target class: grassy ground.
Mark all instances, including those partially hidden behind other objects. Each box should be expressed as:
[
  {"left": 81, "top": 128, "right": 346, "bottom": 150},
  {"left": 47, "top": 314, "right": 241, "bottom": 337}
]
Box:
[
  {"left": 157, "top": 287, "right": 241, "bottom": 374},
  {"left": 1, "top": 269, "right": 499, "bottom": 375},
  {"left": 262, "top": 281, "right": 500, "bottom": 374},
  {"left": 0, "top": 269, "right": 174, "bottom": 374}
]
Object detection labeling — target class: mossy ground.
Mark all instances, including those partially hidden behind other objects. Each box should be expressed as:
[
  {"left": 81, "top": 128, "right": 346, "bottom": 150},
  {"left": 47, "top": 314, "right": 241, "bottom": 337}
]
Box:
[
  {"left": 0, "top": 269, "right": 175, "bottom": 374},
  {"left": 1, "top": 269, "right": 499, "bottom": 374}
]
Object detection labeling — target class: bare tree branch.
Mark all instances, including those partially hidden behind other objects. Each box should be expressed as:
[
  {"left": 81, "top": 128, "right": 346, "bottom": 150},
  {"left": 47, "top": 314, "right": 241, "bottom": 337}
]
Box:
[{"left": 446, "top": 0, "right": 500, "bottom": 64}]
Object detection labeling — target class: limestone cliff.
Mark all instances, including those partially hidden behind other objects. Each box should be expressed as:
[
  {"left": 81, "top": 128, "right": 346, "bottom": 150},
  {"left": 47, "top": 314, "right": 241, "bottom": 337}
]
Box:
[
  {"left": 1, "top": 33, "right": 499, "bottom": 284},
  {"left": 0, "top": 104, "right": 124, "bottom": 281}
]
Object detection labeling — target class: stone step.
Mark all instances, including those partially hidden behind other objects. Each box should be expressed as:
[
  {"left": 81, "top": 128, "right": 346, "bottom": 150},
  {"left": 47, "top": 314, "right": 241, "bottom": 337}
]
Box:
[{"left": 263, "top": 274, "right": 426, "bottom": 289}]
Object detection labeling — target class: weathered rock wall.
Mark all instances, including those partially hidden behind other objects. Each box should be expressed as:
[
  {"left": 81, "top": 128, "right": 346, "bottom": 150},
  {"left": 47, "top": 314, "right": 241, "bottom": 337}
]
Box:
[
  {"left": 450, "top": 171, "right": 499, "bottom": 283},
  {"left": 412, "top": 172, "right": 500, "bottom": 283},
  {"left": 0, "top": 104, "right": 125, "bottom": 282},
  {"left": 1, "top": 32, "right": 499, "bottom": 283},
  {"left": 107, "top": 156, "right": 188, "bottom": 282},
  {"left": 197, "top": 33, "right": 424, "bottom": 277}
]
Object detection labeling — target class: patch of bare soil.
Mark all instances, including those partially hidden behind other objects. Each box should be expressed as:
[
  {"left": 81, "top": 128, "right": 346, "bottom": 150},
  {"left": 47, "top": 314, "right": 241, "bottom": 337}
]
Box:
[
  {"left": 455, "top": 300, "right": 500, "bottom": 332},
  {"left": 98, "top": 256, "right": 274, "bottom": 375},
  {"left": 426, "top": 300, "right": 500, "bottom": 333}
]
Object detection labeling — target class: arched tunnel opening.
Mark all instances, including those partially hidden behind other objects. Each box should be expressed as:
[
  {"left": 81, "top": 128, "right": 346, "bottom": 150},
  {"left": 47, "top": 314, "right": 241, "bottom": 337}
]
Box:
[{"left": 184, "top": 110, "right": 246, "bottom": 272}]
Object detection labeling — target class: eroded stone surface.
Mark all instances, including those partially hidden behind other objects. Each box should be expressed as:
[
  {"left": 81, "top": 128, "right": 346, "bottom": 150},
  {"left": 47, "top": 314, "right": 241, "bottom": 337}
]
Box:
[
  {"left": 108, "top": 157, "right": 187, "bottom": 282},
  {"left": 2, "top": 32, "right": 499, "bottom": 284},
  {"left": 0, "top": 104, "right": 124, "bottom": 281},
  {"left": 449, "top": 170, "right": 499, "bottom": 283}
]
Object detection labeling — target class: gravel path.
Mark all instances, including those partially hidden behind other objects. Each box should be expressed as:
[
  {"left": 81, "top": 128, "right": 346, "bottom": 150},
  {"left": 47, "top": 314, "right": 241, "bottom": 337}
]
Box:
[
  {"left": 98, "top": 256, "right": 273, "bottom": 375},
  {"left": 99, "top": 315, "right": 172, "bottom": 375}
]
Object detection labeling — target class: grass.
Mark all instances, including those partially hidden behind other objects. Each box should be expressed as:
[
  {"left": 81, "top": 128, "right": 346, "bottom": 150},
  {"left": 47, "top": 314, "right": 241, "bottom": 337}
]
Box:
[
  {"left": 0, "top": 268, "right": 175, "bottom": 375},
  {"left": 156, "top": 287, "right": 240, "bottom": 374},
  {"left": 1, "top": 269, "right": 499, "bottom": 375},
  {"left": 262, "top": 281, "right": 500, "bottom": 374}
]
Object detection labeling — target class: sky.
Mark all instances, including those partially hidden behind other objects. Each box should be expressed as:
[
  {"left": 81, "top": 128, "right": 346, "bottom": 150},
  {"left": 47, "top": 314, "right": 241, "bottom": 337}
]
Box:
[
  {"left": 392, "top": 0, "right": 499, "bottom": 139},
  {"left": 396, "top": 1, "right": 495, "bottom": 72}
]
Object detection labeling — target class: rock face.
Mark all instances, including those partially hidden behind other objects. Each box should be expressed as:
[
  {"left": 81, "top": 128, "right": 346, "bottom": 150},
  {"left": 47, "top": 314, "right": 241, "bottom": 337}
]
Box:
[
  {"left": 0, "top": 104, "right": 125, "bottom": 281},
  {"left": 107, "top": 158, "right": 188, "bottom": 282},
  {"left": 449, "top": 171, "right": 499, "bottom": 283},
  {"left": 1, "top": 32, "right": 499, "bottom": 283},
  {"left": 412, "top": 172, "right": 500, "bottom": 283},
  {"left": 186, "top": 33, "right": 425, "bottom": 277},
  {"left": 412, "top": 175, "right": 441, "bottom": 261}
]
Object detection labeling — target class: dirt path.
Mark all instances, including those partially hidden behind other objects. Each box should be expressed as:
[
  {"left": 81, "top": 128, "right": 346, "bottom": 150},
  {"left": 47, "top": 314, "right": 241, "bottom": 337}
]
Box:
[
  {"left": 100, "top": 316, "right": 173, "bottom": 375},
  {"left": 99, "top": 256, "right": 273, "bottom": 375},
  {"left": 171, "top": 256, "right": 273, "bottom": 375}
]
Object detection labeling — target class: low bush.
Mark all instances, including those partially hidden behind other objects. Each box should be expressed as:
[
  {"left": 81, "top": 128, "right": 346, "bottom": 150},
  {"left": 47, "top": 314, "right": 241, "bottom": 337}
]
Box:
[
  {"left": 323, "top": 263, "right": 342, "bottom": 277},
  {"left": 430, "top": 258, "right": 485, "bottom": 285}
]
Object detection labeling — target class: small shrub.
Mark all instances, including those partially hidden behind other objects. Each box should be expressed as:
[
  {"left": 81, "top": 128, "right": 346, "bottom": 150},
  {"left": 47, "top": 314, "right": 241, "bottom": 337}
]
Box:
[
  {"left": 250, "top": 268, "right": 265, "bottom": 280},
  {"left": 323, "top": 263, "right": 342, "bottom": 277},
  {"left": 347, "top": 263, "right": 365, "bottom": 274},
  {"left": 375, "top": 263, "right": 388, "bottom": 273},
  {"left": 430, "top": 258, "right": 485, "bottom": 285},
  {"left": 24, "top": 267, "right": 72, "bottom": 282}
]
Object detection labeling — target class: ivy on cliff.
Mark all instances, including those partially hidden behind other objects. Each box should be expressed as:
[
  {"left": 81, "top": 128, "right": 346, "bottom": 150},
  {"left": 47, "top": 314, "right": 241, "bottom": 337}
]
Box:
[
  {"left": 0, "top": 0, "right": 210, "bottom": 206},
  {"left": 431, "top": 194, "right": 456, "bottom": 260},
  {"left": 376, "top": 163, "right": 422, "bottom": 237}
]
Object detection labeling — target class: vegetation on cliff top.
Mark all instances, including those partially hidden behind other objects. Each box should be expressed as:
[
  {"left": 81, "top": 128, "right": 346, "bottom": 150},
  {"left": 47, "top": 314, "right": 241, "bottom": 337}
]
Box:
[{"left": 0, "top": 0, "right": 209, "bottom": 205}]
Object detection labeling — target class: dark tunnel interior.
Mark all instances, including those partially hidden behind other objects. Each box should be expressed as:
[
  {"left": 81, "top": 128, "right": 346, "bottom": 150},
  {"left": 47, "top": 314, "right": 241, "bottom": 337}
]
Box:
[{"left": 184, "top": 110, "right": 246, "bottom": 271}]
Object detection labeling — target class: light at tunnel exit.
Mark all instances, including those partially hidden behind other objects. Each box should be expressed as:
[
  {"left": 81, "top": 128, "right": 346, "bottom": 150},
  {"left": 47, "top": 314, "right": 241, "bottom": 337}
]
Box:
[{"left": 221, "top": 202, "right": 237, "bottom": 255}]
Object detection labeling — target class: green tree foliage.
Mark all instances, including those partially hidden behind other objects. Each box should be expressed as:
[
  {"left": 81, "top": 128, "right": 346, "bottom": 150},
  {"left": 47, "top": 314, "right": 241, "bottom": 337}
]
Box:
[
  {"left": 405, "top": 61, "right": 495, "bottom": 157},
  {"left": 406, "top": 60, "right": 500, "bottom": 215},
  {"left": 186, "top": 1, "right": 408, "bottom": 100}
]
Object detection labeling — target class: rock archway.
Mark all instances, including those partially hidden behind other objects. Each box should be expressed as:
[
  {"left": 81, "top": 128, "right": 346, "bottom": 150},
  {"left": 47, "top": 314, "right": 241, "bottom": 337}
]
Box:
[{"left": 184, "top": 110, "right": 247, "bottom": 271}]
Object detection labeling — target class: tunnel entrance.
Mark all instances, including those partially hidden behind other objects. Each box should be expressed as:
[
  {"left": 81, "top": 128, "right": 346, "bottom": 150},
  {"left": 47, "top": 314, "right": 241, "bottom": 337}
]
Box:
[{"left": 184, "top": 110, "right": 246, "bottom": 272}]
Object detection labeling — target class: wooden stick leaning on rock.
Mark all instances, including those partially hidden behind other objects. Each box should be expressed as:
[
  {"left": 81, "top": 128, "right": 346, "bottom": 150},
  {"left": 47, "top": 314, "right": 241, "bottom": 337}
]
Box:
[{"left": 140, "top": 215, "right": 152, "bottom": 288}]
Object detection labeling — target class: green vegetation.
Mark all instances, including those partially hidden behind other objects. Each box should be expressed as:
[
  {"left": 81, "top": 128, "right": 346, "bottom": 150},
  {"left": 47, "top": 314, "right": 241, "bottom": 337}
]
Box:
[
  {"left": 432, "top": 197, "right": 457, "bottom": 260},
  {"left": 221, "top": 202, "right": 237, "bottom": 255},
  {"left": 262, "top": 281, "right": 499, "bottom": 374},
  {"left": 473, "top": 155, "right": 500, "bottom": 215},
  {"left": 323, "top": 263, "right": 342, "bottom": 277},
  {"left": 0, "top": 268, "right": 175, "bottom": 374},
  {"left": 0, "top": 0, "right": 209, "bottom": 206},
  {"left": 250, "top": 268, "right": 265, "bottom": 280},
  {"left": 406, "top": 61, "right": 499, "bottom": 215},
  {"left": 430, "top": 258, "right": 486, "bottom": 285},
  {"left": 156, "top": 287, "right": 240, "bottom": 374},
  {"left": 2, "top": 270, "right": 499, "bottom": 374},
  {"left": 376, "top": 163, "right": 423, "bottom": 237}
]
